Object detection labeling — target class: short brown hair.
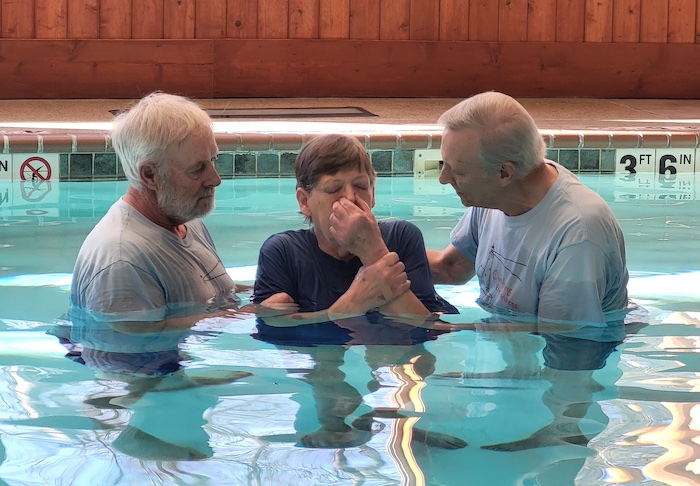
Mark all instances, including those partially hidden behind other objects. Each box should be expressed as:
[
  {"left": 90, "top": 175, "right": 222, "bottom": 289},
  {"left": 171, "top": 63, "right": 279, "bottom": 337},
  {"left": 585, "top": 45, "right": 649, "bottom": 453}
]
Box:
[{"left": 295, "top": 134, "right": 376, "bottom": 191}]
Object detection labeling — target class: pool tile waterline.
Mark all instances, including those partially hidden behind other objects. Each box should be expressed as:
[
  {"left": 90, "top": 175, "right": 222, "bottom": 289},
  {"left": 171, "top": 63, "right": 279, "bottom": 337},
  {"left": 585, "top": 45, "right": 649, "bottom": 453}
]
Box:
[{"left": 1, "top": 129, "right": 699, "bottom": 181}]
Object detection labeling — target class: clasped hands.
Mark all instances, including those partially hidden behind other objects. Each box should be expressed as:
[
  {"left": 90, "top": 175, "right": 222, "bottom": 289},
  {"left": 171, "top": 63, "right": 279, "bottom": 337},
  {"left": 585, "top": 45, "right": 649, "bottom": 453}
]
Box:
[{"left": 327, "top": 197, "right": 410, "bottom": 316}]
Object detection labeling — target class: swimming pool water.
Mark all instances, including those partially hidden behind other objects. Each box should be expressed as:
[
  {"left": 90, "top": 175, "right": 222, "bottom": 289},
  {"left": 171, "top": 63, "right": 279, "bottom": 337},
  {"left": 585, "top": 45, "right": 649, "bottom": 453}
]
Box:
[{"left": 0, "top": 174, "right": 699, "bottom": 485}]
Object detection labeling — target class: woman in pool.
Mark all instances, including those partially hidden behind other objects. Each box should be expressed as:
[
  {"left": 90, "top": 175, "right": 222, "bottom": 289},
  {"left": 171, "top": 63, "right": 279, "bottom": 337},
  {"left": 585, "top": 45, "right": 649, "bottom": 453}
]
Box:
[
  {"left": 253, "top": 133, "right": 456, "bottom": 321},
  {"left": 251, "top": 133, "right": 462, "bottom": 449}
]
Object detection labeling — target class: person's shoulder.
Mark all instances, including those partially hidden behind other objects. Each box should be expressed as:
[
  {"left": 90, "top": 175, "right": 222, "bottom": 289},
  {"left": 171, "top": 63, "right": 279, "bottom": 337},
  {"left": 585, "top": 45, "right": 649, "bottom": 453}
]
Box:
[
  {"left": 262, "top": 228, "right": 314, "bottom": 248},
  {"left": 379, "top": 219, "right": 420, "bottom": 232}
]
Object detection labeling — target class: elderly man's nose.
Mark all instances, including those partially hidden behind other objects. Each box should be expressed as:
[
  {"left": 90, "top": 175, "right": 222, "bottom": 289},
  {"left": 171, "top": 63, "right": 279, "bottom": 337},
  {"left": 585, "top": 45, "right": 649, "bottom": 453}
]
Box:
[
  {"left": 438, "top": 162, "right": 450, "bottom": 185},
  {"left": 205, "top": 162, "right": 222, "bottom": 187}
]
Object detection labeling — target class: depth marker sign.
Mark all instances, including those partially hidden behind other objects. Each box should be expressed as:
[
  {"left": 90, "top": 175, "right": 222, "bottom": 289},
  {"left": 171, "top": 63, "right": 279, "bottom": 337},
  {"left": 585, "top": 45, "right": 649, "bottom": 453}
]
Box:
[{"left": 20, "top": 157, "right": 52, "bottom": 181}]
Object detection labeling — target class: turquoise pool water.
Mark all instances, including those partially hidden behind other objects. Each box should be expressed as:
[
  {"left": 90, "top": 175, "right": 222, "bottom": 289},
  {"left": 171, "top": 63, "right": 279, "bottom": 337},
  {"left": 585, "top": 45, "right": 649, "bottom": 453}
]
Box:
[{"left": 0, "top": 174, "right": 699, "bottom": 485}]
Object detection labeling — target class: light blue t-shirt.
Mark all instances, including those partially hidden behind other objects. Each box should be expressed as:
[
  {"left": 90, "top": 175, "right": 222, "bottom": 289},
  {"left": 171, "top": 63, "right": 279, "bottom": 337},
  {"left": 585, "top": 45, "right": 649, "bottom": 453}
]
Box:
[
  {"left": 450, "top": 162, "right": 629, "bottom": 334},
  {"left": 71, "top": 198, "right": 238, "bottom": 322}
]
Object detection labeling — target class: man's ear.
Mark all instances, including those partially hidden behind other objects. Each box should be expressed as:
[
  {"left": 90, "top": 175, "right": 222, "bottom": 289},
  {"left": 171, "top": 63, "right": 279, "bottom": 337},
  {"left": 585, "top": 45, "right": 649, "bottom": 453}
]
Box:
[
  {"left": 498, "top": 161, "right": 517, "bottom": 186},
  {"left": 139, "top": 163, "right": 159, "bottom": 190},
  {"left": 296, "top": 187, "right": 311, "bottom": 217}
]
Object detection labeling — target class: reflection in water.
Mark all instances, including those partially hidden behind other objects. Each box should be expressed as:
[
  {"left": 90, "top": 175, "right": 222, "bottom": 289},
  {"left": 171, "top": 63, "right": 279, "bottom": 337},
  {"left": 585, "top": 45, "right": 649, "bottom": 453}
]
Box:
[
  {"left": 609, "top": 311, "right": 700, "bottom": 486},
  {"left": 48, "top": 310, "right": 253, "bottom": 461},
  {"left": 254, "top": 313, "right": 468, "bottom": 457}
]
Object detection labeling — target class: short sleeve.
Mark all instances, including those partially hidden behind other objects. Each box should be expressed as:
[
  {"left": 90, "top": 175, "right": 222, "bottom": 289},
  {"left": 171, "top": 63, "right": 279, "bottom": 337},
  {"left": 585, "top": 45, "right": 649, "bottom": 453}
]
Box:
[
  {"left": 450, "top": 208, "right": 479, "bottom": 262},
  {"left": 252, "top": 234, "right": 299, "bottom": 304}
]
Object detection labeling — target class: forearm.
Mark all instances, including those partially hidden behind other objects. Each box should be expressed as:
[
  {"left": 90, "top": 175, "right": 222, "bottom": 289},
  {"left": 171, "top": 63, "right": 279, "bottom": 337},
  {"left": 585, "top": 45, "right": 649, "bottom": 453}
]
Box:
[
  {"left": 427, "top": 248, "right": 475, "bottom": 285},
  {"left": 378, "top": 290, "right": 431, "bottom": 317}
]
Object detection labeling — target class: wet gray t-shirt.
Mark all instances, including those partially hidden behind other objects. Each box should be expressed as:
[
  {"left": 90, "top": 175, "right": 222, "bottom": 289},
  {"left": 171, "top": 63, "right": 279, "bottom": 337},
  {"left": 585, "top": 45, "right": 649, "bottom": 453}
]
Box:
[
  {"left": 71, "top": 198, "right": 237, "bottom": 321},
  {"left": 450, "top": 162, "right": 629, "bottom": 329}
]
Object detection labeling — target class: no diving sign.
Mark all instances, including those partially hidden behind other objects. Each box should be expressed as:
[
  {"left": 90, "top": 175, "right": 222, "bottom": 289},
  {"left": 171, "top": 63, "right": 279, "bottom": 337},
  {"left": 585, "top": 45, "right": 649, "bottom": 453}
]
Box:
[
  {"left": 12, "top": 154, "right": 58, "bottom": 181},
  {"left": 20, "top": 157, "right": 52, "bottom": 181}
]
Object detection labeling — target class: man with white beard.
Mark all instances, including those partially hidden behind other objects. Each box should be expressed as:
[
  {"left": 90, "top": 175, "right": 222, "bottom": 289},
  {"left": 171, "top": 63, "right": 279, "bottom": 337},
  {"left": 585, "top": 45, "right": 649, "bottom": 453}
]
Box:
[{"left": 70, "top": 92, "right": 238, "bottom": 327}]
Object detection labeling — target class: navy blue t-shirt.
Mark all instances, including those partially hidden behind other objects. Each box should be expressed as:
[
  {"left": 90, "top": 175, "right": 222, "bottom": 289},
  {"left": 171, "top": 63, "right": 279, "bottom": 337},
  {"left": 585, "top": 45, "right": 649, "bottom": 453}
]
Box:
[{"left": 252, "top": 220, "right": 457, "bottom": 314}]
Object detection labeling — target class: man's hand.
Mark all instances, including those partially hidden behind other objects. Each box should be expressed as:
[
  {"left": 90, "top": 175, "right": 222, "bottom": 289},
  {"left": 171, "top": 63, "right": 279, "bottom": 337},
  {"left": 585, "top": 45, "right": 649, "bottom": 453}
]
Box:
[{"left": 329, "top": 197, "right": 389, "bottom": 265}]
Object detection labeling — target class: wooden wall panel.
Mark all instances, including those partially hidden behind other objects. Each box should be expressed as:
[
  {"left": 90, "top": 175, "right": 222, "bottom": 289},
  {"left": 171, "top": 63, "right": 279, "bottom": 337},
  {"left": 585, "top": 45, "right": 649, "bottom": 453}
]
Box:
[
  {"left": 99, "top": 0, "right": 131, "bottom": 39},
  {"left": 258, "top": 0, "right": 288, "bottom": 38},
  {"left": 213, "top": 39, "right": 700, "bottom": 98},
  {"left": 640, "top": 0, "right": 668, "bottom": 42},
  {"left": 319, "top": 0, "right": 349, "bottom": 38},
  {"left": 379, "top": 0, "right": 409, "bottom": 40},
  {"left": 2, "top": 0, "right": 700, "bottom": 43},
  {"left": 350, "top": 0, "right": 379, "bottom": 39},
  {"left": 227, "top": 0, "right": 257, "bottom": 39},
  {"left": 584, "top": 0, "right": 612, "bottom": 42},
  {"left": 2, "top": 0, "right": 35, "bottom": 38},
  {"left": 409, "top": 0, "right": 439, "bottom": 40},
  {"left": 697, "top": 0, "right": 700, "bottom": 42},
  {"left": 290, "top": 0, "right": 318, "bottom": 39},
  {"left": 668, "top": 0, "right": 695, "bottom": 43},
  {"left": 613, "top": 0, "right": 640, "bottom": 42},
  {"left": 164, "top": 0, "right": 195, "bottom": 39},
  {"left": 556, "top": 0, "right": 585, "bottom": 41},
  {"left": 0, "top": 39, "right": 214, "bottom": 97},
  {"left": 35, "top": 0, "right": 67, "bottom": 39},
  {"left": 499, "top": 0, "right": 528, "bottom": 42},
  {"left": 439, "top": 0, "right": 468, "bottom": 41},
  {"left": 132, "top": 0, "right": 163, "bottom": 39},
  {"left": 527, "top": 0, "right": 556, "bottom": 41},
  {"left": 196, "top": 0, "right": 227, "bottom": 38},
  {"left": 469, "top": 0, "right": 498, "bottom": 41},
  {"left": 67, "top": 0, "right": 98, "bottom": 39},
  {"left": 0, "top": 38, "right": 698, "bottom": 98}
]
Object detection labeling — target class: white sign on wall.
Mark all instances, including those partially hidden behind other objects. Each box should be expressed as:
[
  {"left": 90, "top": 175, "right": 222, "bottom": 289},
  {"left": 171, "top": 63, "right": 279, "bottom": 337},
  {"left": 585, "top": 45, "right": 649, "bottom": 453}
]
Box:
[
  {"left": 13, "top": 154, "right": 59, "bottom": 181},
  {"left": 616, "top": 149, "right": 696, "bottom": 175},
  {"left": 0, "top": 156, "right": 11, "bottom": 181}
]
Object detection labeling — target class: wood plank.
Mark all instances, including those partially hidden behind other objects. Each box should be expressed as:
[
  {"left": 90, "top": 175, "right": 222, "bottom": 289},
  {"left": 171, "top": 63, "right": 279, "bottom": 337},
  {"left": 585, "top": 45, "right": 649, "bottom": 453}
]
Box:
[
  {"left": 290, "top": 0, "right": 319, "bottom": 38},
  {"left": 612, "top": 0, "right": 640, "bottom": 42},
  {"left": 350, "top": 0, "right": 379, "bottom": 40},
  {"left": 0, "top": 40, "right": 214, "bottom": 98},
  {"left": 640, "top": 0, "right": 669, "bottom": 42},
  {"left": 319, "top": 0, "right": 349, "bottom": 38},
  {"left": 2, "top": 0, "right": 35, "bottom": 38},
  {"left": 226, "top": 0, "right": 257, "bottom": 39},
  {"left": 379, "top": 0, "right": 409, "bottom": 40},
  {"left": 668, "top": 0, "right": 695, "bottom": 43},
  {"left": 99, "top": 0, "right": 132, "bottom": 39},
  {"left": 164, "top": 0, "right": 195, "bottom": 39},
  {"left": 556, "top": 0, "right": 585, "bottom": 41},
  {"left": 132, "top": 0, "right": 163, "bottom": 39},
  {"left": 195, "top": 0, "right": 227, "bottom": 38},
  {"left": 499, "top": 0, "right": 528, "bottom": 41},
  {"left": 697, "top": 0, "right": 700, "bottom": 43},
  {"left": 1, "top": 38, "right": 699, "bottom": 99},
  {"left": 409, "top": 0, "right": 439, "bottom": 40},
  {"left": 258, "top": 0, "right": 288, "bottom": 38},
  {"left": 35, "top": 0, "right": 67, "bottom": 39},
  {"left": 439, "top": 0, "right": 469, "bottom": 41},
  {"left": 584, "top": 0, "right": 613, "bottom": 42},
  {"left": 213, "top": 39, "right": 700, "bottom": 98},
  {"left": 67, "top": 0, "right": 99, "bottom": 39},
  {"left": 468, "top": 0, "right": 499, "bottom": 41},
  {"left": 527, "top": 0, "right": 556, "bottom": 41}
]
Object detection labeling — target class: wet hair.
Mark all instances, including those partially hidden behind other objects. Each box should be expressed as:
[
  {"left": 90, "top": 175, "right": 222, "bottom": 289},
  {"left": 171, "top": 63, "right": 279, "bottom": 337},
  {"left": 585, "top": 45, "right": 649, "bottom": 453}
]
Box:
[
  {"left": 295, "top": 134, "right": 376, "bottom": 192},
  {"left": 437, "top": 91, "right": 546, "bottom": 178},
  {"left": 111, "top": 91, "right": 214, "bottom": 191}
]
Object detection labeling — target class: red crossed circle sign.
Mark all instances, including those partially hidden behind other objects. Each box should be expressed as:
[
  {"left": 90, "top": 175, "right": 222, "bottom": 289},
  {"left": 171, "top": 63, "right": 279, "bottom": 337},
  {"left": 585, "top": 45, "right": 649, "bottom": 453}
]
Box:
[{"left": 20, "top": 156, "right": 52, "bottom": 181}]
